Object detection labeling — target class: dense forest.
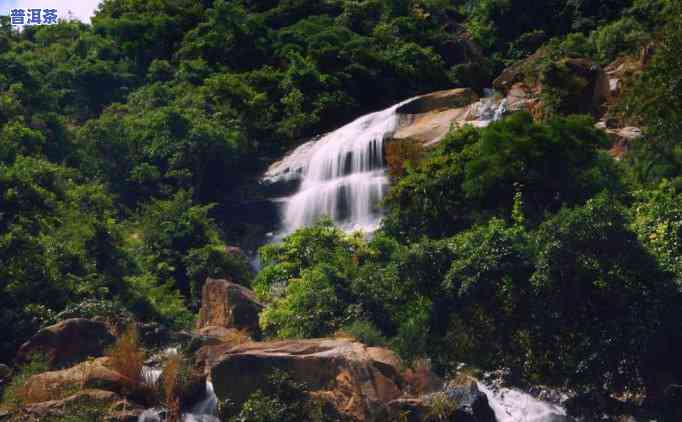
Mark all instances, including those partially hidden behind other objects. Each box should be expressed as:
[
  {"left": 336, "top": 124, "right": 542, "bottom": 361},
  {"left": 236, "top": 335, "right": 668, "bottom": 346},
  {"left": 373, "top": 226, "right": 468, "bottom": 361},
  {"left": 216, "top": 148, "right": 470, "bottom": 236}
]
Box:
[{"left": 2, "top": 0, "right": 682, "bottom": 420}]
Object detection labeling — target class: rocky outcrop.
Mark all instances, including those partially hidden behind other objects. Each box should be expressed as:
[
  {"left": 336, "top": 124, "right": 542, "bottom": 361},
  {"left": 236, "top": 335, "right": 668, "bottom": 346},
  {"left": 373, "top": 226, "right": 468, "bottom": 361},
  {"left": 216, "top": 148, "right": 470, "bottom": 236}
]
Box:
[
  {"left": 137, "top": 322, "right": 193, "bottom": 350},
  {"left": 384, "top": 378, "right": 495, "bottom": 422},
  {"left": 17, "top": 318, "right": 115, "bottom": 369},
  {"left": 5, "top": 389, "right": 125, "bottom": 422},
  {"left": 195, "top": 278, "right": 264, "bottom": 337},
  {"left": 493, "top": 49, "right": 610, "bottom": 118},
  {"left": 441, "top": 378, "right": 497, "bottom": 422},
  {"left": 393, "top": 105, "right": 474, "bottom": 146},
  {"left": 23, "top": 357, "right": 129, "bottom": 399},
  {"left": 206, "top": 338, "right": 405, "bottom": 421},
  {"left": 392, "top": 88, "right": 486, "bottom": 146},
  {"left": 397, "top": 88, "right": 478, "bottom": 115}
]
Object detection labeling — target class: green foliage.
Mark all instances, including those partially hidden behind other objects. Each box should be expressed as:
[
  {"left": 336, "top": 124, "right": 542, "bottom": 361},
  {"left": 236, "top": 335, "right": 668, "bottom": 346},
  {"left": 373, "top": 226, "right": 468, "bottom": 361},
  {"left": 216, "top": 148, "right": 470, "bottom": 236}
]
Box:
[
  {"left": 256, "top": 220, "right": 362, "bottom": 338},
  {"left": 383, "top": 113, "right": 618, "bottom": 240},
  {"left": 220, "top": 370, "right": 334, "bottom": 422},
  {"left": 592, "top": 17, "right": 649, "bottom": 63},
  {"left": 528, "top": 195, "right": 677, "bottom": 389},
  {"left": 630, "top": 180, "right": 682, "bottom": 277},
  {"left": 0, "top": 156, "right": 132, "bottom": 359},
  {"left": 338, "top": 320, "right": 387, "bottom": 347},
  {"left": 1, "top": 353, "right": 49, "bottom": 409},
  {"left": 1, "top": 0, "right": 680, "bottom": 405},
  {"left": 620, "top": 1, "right": 682, "bottom": 185},
  {"left": 126, "top": 190, "right": 243, "bottom": 304},
  {"left": 260, "top": 264, "right": 343, "bottom": 338}
]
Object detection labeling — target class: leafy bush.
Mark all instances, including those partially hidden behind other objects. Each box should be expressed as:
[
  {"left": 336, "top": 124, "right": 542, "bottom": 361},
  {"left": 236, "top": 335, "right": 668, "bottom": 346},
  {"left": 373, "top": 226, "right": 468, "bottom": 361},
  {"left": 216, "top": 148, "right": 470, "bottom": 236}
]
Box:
[
  {"left": 528, "top": 195, "right": 678, "bottom": 390},
  {"left": 383, "top": 113, "right": 618, "bottom": 240},
  {"left": 336, "top": 320, "right": 387, "bottom": 347},
  {"left": 219, "top": 370, "right": 334, "bottom": 422},
  {"left": 260, "top": 265, "right": 344, "bottom": 339},
  {"left": 592, "top": 17, "right": 649, "bottom": 63}
]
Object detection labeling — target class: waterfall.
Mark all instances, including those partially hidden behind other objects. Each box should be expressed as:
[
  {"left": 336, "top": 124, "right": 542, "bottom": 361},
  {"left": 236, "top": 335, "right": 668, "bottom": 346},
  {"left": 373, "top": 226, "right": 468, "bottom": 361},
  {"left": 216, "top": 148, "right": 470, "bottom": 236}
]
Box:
[
  {"left": 138, "top": 373, "right": 219, "bottom": 422},
  {"left": 265, "top": 90, "right": 512, "bottom": 235},
  {"left": 476, "top": 382, "right": 572, "bottom": 422},
  {"left": 276, "top": 99, "right": 412, "bottom": 234}
]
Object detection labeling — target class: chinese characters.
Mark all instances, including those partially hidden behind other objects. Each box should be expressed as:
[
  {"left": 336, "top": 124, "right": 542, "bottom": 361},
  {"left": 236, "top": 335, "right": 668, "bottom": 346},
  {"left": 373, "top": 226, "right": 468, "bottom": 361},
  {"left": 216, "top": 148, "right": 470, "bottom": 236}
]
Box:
[{"left": 10, "top": 8, "right": 58, "bottom": 26}]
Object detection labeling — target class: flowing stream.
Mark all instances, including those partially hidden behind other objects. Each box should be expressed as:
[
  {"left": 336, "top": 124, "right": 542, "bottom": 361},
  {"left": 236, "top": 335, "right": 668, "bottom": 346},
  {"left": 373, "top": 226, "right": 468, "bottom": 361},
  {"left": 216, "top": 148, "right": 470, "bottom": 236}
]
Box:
[
  {"left": 138, "top": 370, "right": 219, "bottom": 422},
  {"left": 266, "top": 90, "right": 509, "bottom": 236},
  {"left": 477, "top": 382, "right": 571, "bottom": 422},
  {"left": 271, "top": 98, "right": 414, "bottom": 235}
]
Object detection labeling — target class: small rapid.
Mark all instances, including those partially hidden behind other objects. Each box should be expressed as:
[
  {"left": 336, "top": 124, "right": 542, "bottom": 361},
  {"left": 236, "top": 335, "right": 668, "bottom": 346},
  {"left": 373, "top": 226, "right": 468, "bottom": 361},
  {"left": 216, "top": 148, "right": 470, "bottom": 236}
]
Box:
[
  {"left": 137, "top": 372, "right": 219, "bottom": 422},
  {"left": 477, "top": 382, "right": 572, "bottom": 422}
]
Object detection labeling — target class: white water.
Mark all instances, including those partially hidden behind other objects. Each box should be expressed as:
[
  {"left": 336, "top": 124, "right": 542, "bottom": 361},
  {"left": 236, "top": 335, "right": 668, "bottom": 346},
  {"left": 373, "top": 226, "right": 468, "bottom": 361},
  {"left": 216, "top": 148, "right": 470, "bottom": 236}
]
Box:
[
  {"left": 265, "top": 90, "right": 513, "bottom": 236},
  {"left": 469, "top": 89, "right": 508, "bottom": 127},
  {"left": 276, "top": 99, "right": 413, "bottom": 234},
  {"left": 477, "top": 382, "right": 571, "bottom": 422},
  {"left": 138, "top": 374, "right": 219, "bottom": 422}
]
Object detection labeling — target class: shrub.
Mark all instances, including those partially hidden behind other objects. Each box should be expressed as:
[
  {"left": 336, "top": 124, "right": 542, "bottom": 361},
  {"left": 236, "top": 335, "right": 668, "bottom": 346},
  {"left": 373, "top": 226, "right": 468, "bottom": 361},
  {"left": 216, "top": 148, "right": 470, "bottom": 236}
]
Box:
[
  {"left": 383, "top": 113, "right": 618, "bottom": 240},
  {"left": 426, "top": 392, "right": 457, "bottom": 421},
  {"left": 335, "top": 320, "right": 387, "bottom": 347},
  {"left": 528, "top": 195, "right": 679, "bottom": 390},
  {"left": 219, "top": 370, "right": 331, "bottom": 422},
  {"left": 1, "top": 354, "right": 50, "bottom": 408},
  {"left": 46, "top": 299, "right": 135, "bottom": 336},
  {"left": 260, "top": 265, "right": 343, "bottom": 339},
  {"left": 591, "top": 17, "right": 649, "bottom": 63}
]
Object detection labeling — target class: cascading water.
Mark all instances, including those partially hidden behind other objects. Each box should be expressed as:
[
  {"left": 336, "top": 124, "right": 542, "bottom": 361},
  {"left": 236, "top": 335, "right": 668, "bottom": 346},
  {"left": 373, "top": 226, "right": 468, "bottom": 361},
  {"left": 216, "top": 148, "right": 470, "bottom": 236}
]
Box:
[
  {"left": 276, "top": 99, "right": 412, "bottom": 235},
  {"left": 267, "top": 91, "right": 512, "bottom": 236},
  {"left": 137, "top": 370, "right": 219, "bottom": 422},
  {"left": 477, "top": 382, "right": 572, "bottom": 422}
]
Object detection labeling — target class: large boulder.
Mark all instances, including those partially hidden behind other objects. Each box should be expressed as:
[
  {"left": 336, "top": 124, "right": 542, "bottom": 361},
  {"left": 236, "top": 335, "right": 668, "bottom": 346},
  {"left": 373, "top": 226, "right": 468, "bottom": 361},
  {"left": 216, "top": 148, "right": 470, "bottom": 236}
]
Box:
[
  {"left": 397, "top": 88, "right": 478, "bottom": 115},
  {"left": 493, "top": 51, "right": 609, "bottom": 118},
  {"left": 206, "top": 338, "right": 405, "bottom": 421},
  {"left": 23, "top": 357, "right": 129, "bottom": 399},
  {"left": 393, "top": 88, "right": 480, "bottom": 146},
  {"left": 17, "top": 318, "right": 115, "bottom": 369},
  {"left": 196, "top": 278, "right": 264, "bottom": 337}
]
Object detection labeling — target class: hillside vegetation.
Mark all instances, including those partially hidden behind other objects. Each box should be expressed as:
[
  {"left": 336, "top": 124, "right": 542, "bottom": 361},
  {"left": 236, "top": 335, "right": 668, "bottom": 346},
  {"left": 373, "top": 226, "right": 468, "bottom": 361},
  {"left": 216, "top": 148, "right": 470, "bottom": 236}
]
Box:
[{"left": 1, "top": 0, "right": 682, "bottom": 415}]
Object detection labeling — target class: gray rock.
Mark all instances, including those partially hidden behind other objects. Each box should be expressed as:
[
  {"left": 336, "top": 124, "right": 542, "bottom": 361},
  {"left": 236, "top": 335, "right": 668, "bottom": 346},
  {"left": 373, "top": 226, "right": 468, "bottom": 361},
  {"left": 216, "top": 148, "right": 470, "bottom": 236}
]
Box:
[
  {"left": 442, "top": 379, "right": 497, "bottom": 422},
  {"left": 0, "top": 364, "right": 11, "bottom": 380}
]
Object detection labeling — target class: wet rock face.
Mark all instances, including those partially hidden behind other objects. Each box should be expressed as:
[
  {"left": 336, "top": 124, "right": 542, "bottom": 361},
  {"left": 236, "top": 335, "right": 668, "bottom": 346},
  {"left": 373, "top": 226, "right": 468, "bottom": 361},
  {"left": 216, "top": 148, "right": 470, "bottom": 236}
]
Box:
[
  {"left": 17, "top": 318, "right": 115, "bottom": 369},
  {"left": 392, "top": 88, "right": 481, "bottom": 146},
  {"left": 442, "top": 379, "right": 496, "bottom": 422},
  {"left": 396, "top": 88, "right": 479, "bottom": 115},
  {"left": 207, "top": 338, "right": 405, "bottom": 421},
  {"left": 195, "top": 278, "right": 264, "bottom": 337}
]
